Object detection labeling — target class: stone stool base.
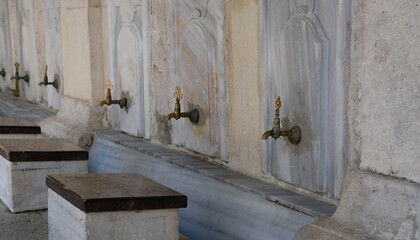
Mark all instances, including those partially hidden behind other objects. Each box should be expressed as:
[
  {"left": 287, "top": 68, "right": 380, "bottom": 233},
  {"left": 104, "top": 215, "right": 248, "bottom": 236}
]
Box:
[
  {"left": 0, "top": 117, "right": 44, "bottom": 139},
  {"left": 46, "top": 173, "right": 187, "bottom": 240},
  {"left": 0, "top": 157, "right": 87, "bottom": 213},
  {"left": 48, "top": 190, "right": 179, "bottom": 240},
  {"left": 0, "top": 139, "right": 88, "bottom": 213}
]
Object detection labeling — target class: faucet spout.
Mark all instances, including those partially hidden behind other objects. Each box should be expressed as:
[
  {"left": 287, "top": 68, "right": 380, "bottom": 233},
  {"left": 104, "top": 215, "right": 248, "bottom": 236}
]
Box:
[
  {"left": 166, "top": 113, "right": 176, "bottom": 121},
  {"left": 99, "top": 100, "right": 109, "bottom": 106},
  {"left": 261, "top": 130, "right": 274, "bottom": 140}
]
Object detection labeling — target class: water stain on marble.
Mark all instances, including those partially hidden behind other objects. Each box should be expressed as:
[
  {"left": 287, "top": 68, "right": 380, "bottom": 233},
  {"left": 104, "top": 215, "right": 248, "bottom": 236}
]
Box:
[
  {"left": 53, "top": 74, "right": 60, "bottom": 92},
  {"left": 187, "top": 102, "right": 205, "bottom": 127},
  {"left": 281, "top": 113, "right": 314, "bottom": 155},
  {"left": 155, "top": 111, "right": 172, "bottom": 145},
  {"left": 121, "top": 91, "right": 132, "bottom": 112}
]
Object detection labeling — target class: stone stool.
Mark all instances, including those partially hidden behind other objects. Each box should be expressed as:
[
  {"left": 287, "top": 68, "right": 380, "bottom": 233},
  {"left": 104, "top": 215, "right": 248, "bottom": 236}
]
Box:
[
  {"left": 46, "top": 173, "right": 187, "bottom": 240},
  {"left": 0, "top": 117, "right": 42, "bottom": 139},
  {"left": 0, "top": 139, "right": 88, "bottom": 213}
]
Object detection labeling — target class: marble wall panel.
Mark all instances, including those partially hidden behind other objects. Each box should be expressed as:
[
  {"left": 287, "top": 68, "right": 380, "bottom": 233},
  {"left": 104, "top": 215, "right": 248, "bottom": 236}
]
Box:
[
  {"left": 261, "top": 0, "right": 351, "bottom": 198},
  {"left": 0, "top": 0, "right": 13, "bottom": 91},
  {"left": 43, "top": 0, "right": 63, "bottom": 109},
  {"left": 108, "top": 0, "right": 148, "bottom": 137},
  {"left": 15, "top": 0, "right": 44, "bottom": 102},
  {"left": 170, "top": 0, "right": 227, "bottom": 159}
]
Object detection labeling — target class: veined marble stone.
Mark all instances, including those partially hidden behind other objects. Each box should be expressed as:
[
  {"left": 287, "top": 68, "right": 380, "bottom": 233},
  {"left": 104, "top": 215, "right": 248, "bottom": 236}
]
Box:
[
  {"left": 0, "top": 139, "right": 88, "bottom": 213},
  {"left": 260, "top": 0, "right": 351, "bottom": 198},
  {"left": 14, "top": 0, "right": 43, "bottom": 102},
  {"left": 169, "top": 0, "right": 227, "bottom": 159},
  {"left": 0, "top": 0, "right": 13, "bottom": 92},
  {"left": 108, "top": 0, "right": 149, "bottom": 137},
  {"left": 43, "top": 0, "right": 63, "bottom": 110}
]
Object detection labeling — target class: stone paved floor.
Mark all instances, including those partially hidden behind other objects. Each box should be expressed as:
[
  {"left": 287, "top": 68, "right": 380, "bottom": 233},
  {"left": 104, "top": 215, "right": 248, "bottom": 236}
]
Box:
[{"left": 0, "top": 200, "right": 48, "bottom": 240}]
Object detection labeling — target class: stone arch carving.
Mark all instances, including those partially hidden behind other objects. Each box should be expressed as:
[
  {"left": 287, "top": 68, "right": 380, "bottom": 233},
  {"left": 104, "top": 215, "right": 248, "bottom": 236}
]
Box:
[
  {"left": 172, "top": 0, "right": 225, "bottom": 158},
  {"left": 109, "top": 0, "right": 145, "bottom": 137},
  {"left": 261, "top": 0, "right": 350, "bottom": 197}
]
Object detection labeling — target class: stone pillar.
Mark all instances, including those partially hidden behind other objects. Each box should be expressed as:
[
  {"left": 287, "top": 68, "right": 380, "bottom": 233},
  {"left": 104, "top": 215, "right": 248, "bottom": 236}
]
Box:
[
  {"left": 295, "top": 0, "right": 420, "bottom": 239},
  {"left": 41, "top": 0, "right": 110, "bottom": 147}
]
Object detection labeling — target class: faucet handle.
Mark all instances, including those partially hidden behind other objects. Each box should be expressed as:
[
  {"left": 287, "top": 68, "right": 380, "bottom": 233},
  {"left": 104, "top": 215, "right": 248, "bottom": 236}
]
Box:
[
  {"left": 173, "top": 86, "right": 183, "bottom": 102},
  {"left": 14, "top": 62, "right": 20, "bottom": 72},
  {"left": 105, "top": 80, "right": 113, "bottom": 91},
  {"left": 274, "top": 96, "right": 281, "bottom": 117}
]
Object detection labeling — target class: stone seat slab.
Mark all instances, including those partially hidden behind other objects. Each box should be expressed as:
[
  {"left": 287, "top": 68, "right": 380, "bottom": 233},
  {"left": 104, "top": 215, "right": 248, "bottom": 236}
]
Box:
[
  {"left": 46, "top": 173, "right": 187, "bottom": 212},
  {"left": 0, "top": 139, "right": 88, "bottom": 162},
  {"left": 0, "top": 117, "right": 41, "bottom": 134}
]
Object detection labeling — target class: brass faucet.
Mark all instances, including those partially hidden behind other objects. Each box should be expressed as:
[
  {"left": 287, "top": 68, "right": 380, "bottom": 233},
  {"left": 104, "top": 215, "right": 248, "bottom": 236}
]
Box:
[
  {"left": 9, "top": 62, "right": 29, "bottom": 97},
  {"left": 99, "top": 80, "right": 127, "bottom": 108},
  {"left": 262, "top": 96, "right": 301, "bottom": 144},
  {"left": 39, "top": 65, "right": 59, "bottom": 89},
  {"left": 0, "top": 69, "right": 5, "bottom": 78},
  {"left": 166, "top": 86, "right": 199, "bottom": 123}
]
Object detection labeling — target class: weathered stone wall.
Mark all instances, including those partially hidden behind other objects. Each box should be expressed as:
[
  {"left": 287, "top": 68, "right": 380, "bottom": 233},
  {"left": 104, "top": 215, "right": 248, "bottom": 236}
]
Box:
[
  {"left": 357, "top": 0, "right": 420, "bottom": 183},
  {"left": 296, "top": 0, "right": 420, "bottom": 238},
  {"left": 225, "top": 0, "right": 261, "bottom": 178}
]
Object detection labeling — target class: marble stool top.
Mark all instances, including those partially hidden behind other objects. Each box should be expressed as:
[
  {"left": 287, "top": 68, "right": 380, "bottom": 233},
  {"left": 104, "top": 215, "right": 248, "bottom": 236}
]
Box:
[
  {"left": 0, "top": 117, "right": 41, "bottom": 134},
  {"left": 46, "top": 173, "right": 188, "bottom": 212},
  {"left": 0, "top": 139, "right": 88, "bottom": 162}
]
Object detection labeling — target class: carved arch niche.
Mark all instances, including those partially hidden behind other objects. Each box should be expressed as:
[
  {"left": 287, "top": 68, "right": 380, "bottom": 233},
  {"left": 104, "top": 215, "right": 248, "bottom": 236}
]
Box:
[
  {"left": 261, "top": 0, "right": 350, "bottom": 198},
  {"left": 108, "top": 0, "right": 145, "bottom": 137},
  {"left": 171, "top": 0, "right": 227, "bottom": 159}
]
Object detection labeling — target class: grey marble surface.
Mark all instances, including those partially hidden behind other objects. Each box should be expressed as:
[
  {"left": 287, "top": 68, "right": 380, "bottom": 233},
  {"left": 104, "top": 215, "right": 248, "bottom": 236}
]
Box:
[
  {"left": 89, "top": 130, "right": 337, "bottom": 240},
  {"left": 260, "top": 0, "right": 351, "bottom": 198},
  {"left": 0, "top": 93, "right": 56, "bottom": 125}
]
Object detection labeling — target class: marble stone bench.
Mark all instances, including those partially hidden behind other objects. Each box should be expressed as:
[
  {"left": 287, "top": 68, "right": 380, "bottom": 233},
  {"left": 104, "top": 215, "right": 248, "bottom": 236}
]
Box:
[
  {"left": 0, "top": 139, "right": 88, "bottom": 213},
  {"left": 46, "top": 173, "right": 188, "bottom": 240},
  {"left": 0, "top": 117, "right": 43, "bottom": 139}
]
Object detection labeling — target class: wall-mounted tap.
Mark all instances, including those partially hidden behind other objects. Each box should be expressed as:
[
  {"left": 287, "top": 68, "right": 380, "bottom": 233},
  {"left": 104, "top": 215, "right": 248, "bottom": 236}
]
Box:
[
  {"left": 262, "top": 96, "right": 301, "bottom": 144},
  {"left": 166, "top": 86, "right": 199, "bottom": 123},
  {"left": 9, "top": 62, "right": 29, "bottom": 97},
  {"left": 39, "top": 65, "right": 59, "bottom": 89},
  {"left": 99, "top": 80, "right": 127, "bottom": 109},
  {"left": 0, "top": 69, "right": 6, "bottom": 78}
]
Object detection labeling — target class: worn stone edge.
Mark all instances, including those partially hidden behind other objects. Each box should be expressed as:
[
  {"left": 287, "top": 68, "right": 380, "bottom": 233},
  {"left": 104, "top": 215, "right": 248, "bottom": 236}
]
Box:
[
  {"left": 46, "top": 174, "right": 188, "bottom": 213},
  {"left": 95, "top": 130, "right": 337, "bottom": 218}
]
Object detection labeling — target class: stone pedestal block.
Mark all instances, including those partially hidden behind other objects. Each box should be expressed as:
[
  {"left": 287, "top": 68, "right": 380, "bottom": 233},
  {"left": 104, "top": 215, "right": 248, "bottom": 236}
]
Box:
[
  {"left": 0, "top": 117, "right": 45, "bottom": 139},
  {"left": 0, "top": 139, "right": 88, "bottom": 213},
  {"left": 46, "top": 173, "right": 187, "bottom": 240}
]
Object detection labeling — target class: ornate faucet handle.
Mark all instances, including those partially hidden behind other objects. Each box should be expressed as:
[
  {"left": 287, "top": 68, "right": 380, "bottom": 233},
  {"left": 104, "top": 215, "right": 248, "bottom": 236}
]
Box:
[
  {"left": 274, "top": 96, "right": 281, "bottom": 117},
  {"left": 14, "top": 62, "right": 20, "bottom": 72},
  {"left": 173, "top": 86, "right": 183, "bottom": 102},
  {"left": 44, "top": 65, "right": 48, "bottom": 76},
  {"left": 105, "top": 80, "right": 113, "bottom": 91}
]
